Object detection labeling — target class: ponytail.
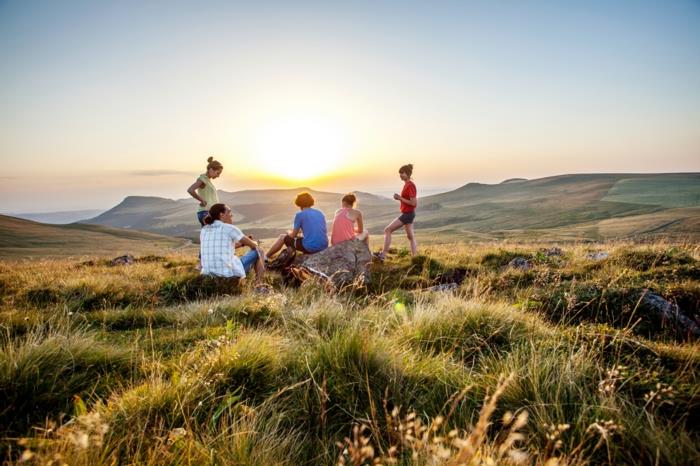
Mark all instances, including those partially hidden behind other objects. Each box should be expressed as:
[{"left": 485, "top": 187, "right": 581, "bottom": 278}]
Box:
[
  {"left": 206, "top": 156, "right": 223, "bottom": 171},
  {"left": 399, "top": 163, "right": 413, "bottom": 178},
  {"left": 204, "top": 203, "right": 228, "bottom": 225}
]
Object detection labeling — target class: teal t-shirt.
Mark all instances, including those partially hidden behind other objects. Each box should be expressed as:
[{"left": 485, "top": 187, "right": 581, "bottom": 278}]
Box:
[{"left": 293, "top": 208, "right": 328, "bottom": 252}]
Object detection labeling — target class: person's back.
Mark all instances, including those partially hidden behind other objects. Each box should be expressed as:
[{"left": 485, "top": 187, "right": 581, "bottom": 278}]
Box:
[
  {"left": 331, "top": 207, "right": 358, "bottom": 245},
  {"left": 200, "top": 220, "right": 244, "bottom": 277},
  {"left": 295, "top": 207, "right": 328, "bottom": 252}
]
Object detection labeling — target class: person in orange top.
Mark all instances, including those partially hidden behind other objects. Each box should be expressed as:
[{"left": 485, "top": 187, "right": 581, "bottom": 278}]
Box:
[
  {"left": 330, "top": 193, "right": 369, "bottom": 247},
  {"left": 374, "top": 164, "right": 418, "bottom": 260}
]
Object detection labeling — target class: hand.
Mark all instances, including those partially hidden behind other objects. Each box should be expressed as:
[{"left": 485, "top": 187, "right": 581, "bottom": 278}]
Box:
[
  {"left": 199, "top": 200, "right": 207, "bottom": 207},
  {"left": 393, "top": 193, "right": 401, "bottom": 201}
]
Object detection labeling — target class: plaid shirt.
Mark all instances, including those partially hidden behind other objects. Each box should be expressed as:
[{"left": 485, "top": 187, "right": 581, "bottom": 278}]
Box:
[{"left": 200, "top": 220, "right": 245, "bottom": 277}]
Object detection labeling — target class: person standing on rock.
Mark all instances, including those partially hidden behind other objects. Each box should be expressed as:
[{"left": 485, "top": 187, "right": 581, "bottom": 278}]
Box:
[
  {"left": 331, "top": 193, "right": 369, "bottom": 247},
  {"left": 266, "top": 192, "right": 328, "bottom": 258},
  {"left": 373, "top": 164, "right": 418, "bottom": 260},
  {"left": 187, "top": 157, "right": 223, "bottom": 227}
]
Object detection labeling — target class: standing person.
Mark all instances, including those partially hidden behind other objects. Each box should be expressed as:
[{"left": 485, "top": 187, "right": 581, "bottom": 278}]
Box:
[
  {"left": 331, "top": 193, "right": 369, "bottom": 247},
  {"left": 374, "top": 164, "right": 418, "bottom": 260},
  {"left": 199, "top": 203, "right": 267, "bottom": 286},
  {"left": 266, "top": 192, "right": 328, "bottom": 258},
  {"left": 187, "top": 157, "right": 223, "bottom": 226}
]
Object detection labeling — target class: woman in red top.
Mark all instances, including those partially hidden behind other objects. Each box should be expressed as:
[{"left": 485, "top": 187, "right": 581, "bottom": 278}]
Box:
[{"left": 374, "top": 164, "right": 418, "bottom": 260}]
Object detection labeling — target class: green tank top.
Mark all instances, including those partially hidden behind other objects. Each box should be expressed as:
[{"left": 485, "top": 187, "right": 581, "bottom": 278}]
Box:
[{"left": 196, "top": 174, "right": 219, "bottom": 211}]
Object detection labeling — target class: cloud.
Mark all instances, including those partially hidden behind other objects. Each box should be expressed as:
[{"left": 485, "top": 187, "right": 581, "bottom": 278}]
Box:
[{"left": 127, "top": 169, "right": 192, "bottom": 177}]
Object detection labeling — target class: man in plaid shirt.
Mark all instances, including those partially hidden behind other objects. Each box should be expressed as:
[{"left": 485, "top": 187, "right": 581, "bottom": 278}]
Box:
[{"left": 200, "top": 204, "right": 265, "bottom": 284}]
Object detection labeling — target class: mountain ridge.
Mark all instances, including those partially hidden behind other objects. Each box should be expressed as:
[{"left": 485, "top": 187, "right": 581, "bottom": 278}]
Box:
[{"left": 82, "top": 173, "right": 700, "bottom": 241}]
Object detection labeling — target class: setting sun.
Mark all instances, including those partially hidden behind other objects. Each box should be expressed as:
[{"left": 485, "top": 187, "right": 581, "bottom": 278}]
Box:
[{"left": 250, "top": 116, "right": 349, "bottom": 182}]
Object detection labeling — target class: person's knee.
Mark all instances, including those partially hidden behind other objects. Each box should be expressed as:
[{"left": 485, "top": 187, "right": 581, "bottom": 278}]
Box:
[{"left": 384, "top": 226, "right": 394, "bottom": 235}]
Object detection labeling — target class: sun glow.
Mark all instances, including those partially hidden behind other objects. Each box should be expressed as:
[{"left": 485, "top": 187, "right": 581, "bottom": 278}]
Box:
[{"left": 250, "top": 116, "right": 349, "bottom": 182}]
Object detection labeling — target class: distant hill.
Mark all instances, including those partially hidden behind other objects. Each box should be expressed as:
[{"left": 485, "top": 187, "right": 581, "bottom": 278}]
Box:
[
  {"left": 83, "top": 173, "right": 700, "bottom": 242},
  {"left": 0, "top": 215, "right": 187, "bottom": 258},
  {"left": 86, "top": 188, "right": 395, "bottom": 240},
  {"left": 500, "top": 178, "right": 527, "bottom": 184},
  {"left": 11, "top": 209, "right": 105, "bottom": 224}
]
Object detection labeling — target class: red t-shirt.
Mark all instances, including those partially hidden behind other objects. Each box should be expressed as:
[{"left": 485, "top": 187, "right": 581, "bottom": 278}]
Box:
[{"left": 400, "top": 180, "right": 417, "bottom": 213}]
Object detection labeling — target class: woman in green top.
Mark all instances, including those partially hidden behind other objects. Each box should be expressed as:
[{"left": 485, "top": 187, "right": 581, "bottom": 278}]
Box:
[{"left": 187, "top": 157, "right": 224, "bottom": 226}]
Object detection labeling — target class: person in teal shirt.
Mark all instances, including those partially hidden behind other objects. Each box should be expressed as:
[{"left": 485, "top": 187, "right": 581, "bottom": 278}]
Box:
[{"left": 266, "top": 191, "right": 328, "bottom": 257}]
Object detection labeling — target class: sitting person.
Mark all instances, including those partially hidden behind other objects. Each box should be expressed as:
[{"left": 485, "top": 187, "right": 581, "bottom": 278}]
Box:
[
  {"left": 200, "top": 203, "right": 266, "bottom": 284},
  {"left": 331, "top": 193, "right": 369, "bottom": 247},
  {"left": 266, "top": 191, "right": 328, "bottom": 258}
]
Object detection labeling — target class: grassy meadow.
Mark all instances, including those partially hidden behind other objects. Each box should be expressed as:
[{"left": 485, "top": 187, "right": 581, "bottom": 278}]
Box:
[{"left": 1, "top": 241, "right": 699, "bottom": 465}]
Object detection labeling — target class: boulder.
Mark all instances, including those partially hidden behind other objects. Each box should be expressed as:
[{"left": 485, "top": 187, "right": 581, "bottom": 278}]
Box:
[
  {"left": 110, "top": 255, "right": 135, "bottom": 266},
  {"left": 641, "top": 290, "right": 700, "bottom": 338},
  {"left": 586, "top": 252, "right": 609, "bottom": 261},
  {"left": 507, "top": 257, "right": 533, "bottom": 270},
  {"left": 291, "top": 240, "right": 372, "bottom": 289}
]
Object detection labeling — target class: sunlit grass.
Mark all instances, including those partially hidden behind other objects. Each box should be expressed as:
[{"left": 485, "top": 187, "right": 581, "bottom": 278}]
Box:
[{"left": 1, "top": 241, "right": 698, "bottom": 464}]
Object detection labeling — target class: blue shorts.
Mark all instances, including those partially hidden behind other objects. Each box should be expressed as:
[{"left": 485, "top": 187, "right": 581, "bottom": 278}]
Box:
[
  {"left": 240, "top": 250, "right": 259, "bottom": 273},
  {"left": 197, "top": 210, "right": 208, "bottom": 226}
]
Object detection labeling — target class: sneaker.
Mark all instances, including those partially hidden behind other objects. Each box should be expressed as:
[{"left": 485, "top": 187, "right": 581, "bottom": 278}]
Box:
[{"left": 372, "top": 252, "right": 385, "bottom": 262}]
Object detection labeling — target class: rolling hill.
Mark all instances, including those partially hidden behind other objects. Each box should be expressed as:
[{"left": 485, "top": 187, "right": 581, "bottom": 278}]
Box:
[
  {"left": 0, "top": 215, "right": 189, "bottom": 258},
  {"left": 83, "top": 173, "right": 700, "bottom": 242}
]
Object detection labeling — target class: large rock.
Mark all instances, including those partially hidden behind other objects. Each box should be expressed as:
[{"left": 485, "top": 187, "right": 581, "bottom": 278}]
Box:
[
  {"left": 110, "top": 254, "right": 135, "bottom": 266},
  {"left": 507, "top": 257, "right": 533, "bottom": 270},
  {"left": 291, "top": 240, "right": 372, "bottom": 289},
  {"left": 641, "top": 290, "right": 700, "bottom": 338}
]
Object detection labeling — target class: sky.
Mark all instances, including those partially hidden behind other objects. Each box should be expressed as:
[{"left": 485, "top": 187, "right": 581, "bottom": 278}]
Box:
[{"left": 1, "top": 0, "right": 699, "bottom": 213}]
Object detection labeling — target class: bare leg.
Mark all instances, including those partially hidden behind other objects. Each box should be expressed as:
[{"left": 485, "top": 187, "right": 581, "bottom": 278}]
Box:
[
  {"left": 266, "top": 234, "right": 287, "bottom": 257},
  {"left": 381, "top": 218, "right": 404, "bottom": 256},
  {"left": 404, "top": 223, "right": 417, "bottom": 256},
  {"left": 254, "top": 247, "right": 266, "bottom": 283}
]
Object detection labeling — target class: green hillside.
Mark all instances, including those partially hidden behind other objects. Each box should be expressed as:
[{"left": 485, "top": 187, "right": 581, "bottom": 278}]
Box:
[
  {"left": 84, "top": 173, "right": 700, "bottom": 242},
  {"left": 602, "top": 175, "right": 700, "bottom": 207},
  {"left": 0, "top": 215, "right": 188, "bottom": 258}
]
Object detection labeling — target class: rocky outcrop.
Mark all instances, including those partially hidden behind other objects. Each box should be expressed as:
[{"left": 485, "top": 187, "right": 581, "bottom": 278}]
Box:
[
  {"left": 586, "top": 252, "right": 609, "bottom": 261},
  {"left": 291, "top": 240, "right": 372, "bottom": 289},
  {"left": 110, "top": 255, "right": 135, "bottom": 266},
  {"left": 508, "top": 257, "right": 533, "bottom": 270},
  {"left": 641, "top": 290, "right": 700, "bottom": 338}
]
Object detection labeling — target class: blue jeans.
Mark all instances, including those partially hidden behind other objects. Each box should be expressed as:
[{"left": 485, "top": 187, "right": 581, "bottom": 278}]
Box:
[
  {"left": 240, "top": 250, "right": 259, "bottom": 274},
  {"left": 197, "top": 210, "right": 208, "bottom": 226}
]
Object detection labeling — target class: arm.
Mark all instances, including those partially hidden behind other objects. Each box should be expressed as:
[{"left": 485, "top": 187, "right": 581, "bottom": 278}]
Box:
[
  {"left": 289, "top": 213, "right": 302, "bottom": 238},
  {"left": 238, "top": 235, "right": 259, "bottom": 250},
  {"left": 393, "top": 193, "right": 417, "bottom": 206},
  {"left": 355, "top": 211, "right": 364, "bottom": 234},
  {"left": 187, "top": 179, "right": 207, "bottom": 207}
]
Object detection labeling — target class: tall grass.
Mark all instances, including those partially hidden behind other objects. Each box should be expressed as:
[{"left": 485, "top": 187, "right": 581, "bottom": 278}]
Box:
[{"left": 1, "top": 242, "right": 698, "bottom": 465}]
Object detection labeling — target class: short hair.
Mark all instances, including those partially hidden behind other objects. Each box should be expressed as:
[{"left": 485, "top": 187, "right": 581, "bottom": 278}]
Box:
[
  {"left": 399, "top": 163, "right": 413, "bottom": 177},
  {"left": 294, "top": 192, "right": 315, "bottom": 208},
  {"left": 341, "top": 193, "right": 357, "bottom": 207}
]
